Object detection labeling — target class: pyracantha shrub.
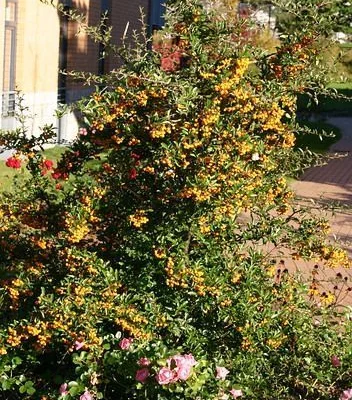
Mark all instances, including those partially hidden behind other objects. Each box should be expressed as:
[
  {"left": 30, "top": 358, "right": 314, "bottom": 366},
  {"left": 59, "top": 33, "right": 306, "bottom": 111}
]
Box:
[{"left": 0, "top": 1, "right": 351, "bottom": 399}]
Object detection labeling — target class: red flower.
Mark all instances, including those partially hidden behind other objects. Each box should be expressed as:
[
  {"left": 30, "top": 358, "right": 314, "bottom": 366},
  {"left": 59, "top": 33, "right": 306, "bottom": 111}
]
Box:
[
  {"left": 170, "top": 50, "right": 182, "bottom": 61},
  {"left": 52, "top": 171, "right": 61, "bottom": 180},
  {"left": 41, "top": 159, "right": 54, "bottom": 175},
  {"left": 161, "top": 57, "right": 177, "bottom": 72},
  {"left": 129, "top": 168, "right": 138, "bottom": 180},
  {"left": 52, "top": 170, "right": 68, "bottom": 180},
  {"left": 135, "top": 368, "right": 150, "bottom": 383},
  {"left": 43, "top": 159, "right": 54, "bottom": 170},
  {"left": 331, "top": 355, "right": 341, "bottom": 367},
  {"left": 103, "top": 163, "right": 113, "bottom": 172},
  {"left": 5, "top": 156, "right": 21, "bottom": 169}
]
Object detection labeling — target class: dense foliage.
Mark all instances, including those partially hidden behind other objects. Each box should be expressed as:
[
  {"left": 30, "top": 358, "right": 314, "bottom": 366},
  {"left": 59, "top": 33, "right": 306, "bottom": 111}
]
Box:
[
  {"left": 247, "top": 0, "right": 352, "bottom": 36},
  {"left": 0, "top": 1, "right": 351, "bottom": 399}
]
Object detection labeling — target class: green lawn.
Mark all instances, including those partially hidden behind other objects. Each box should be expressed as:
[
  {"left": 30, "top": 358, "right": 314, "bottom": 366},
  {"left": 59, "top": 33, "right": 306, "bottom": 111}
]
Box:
[
  {"left": 331, "top": 82, "right": 352, "bottom": 90},
  {"left": 0, "top": 163, "right": 23, "bottom": 192},
  {"left": 295, "top": 119, "right": 342, "bottom": 153},
  {"left": 297, "top": 42, "right": 352, "bottom": 113},
  {"left": 297, "top": 84, "right": 352, "bottom": 114}
]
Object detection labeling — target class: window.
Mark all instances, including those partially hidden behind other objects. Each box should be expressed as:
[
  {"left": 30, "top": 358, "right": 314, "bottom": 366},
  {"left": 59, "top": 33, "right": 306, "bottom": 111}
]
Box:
[
  {"left": 150, "top": 0, "right": 165, "bottom": 31},
  {"left": 58, "top": 3, "right": 70, "bottom": 104},
  {"left": 2, "top": 0, "right": 17, "bottom": 116},
  {"left": 98, "top": 0, "right": 110, "bottom": 76}
]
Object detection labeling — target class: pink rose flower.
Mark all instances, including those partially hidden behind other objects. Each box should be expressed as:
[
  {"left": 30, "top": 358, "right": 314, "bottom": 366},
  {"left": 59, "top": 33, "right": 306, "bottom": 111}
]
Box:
[
  {"left": 156, "top": 353, "right": 197, "bottom": 384},
  {"left": 171, "top": 355, "right": 193, "bottom": 380},
  {"left": 169, "top": 354, "right": 197, "bottom": 368},
  {"left": 168, "top": 354, "right": 182, "bottom": 368},
  {"left": 135, "top": 368, "right": 150, "bottom": 383},
  {"left": 156, "top": 367, "right": 177, "bottom": 385},
  {"left": 177, "top": 363, "right": 192, "bottom": 381},
  {"left": 230, "top": 388, "right": 243, "bottom": 398},
  {"left": 182, "top": 353, "right": 197, "bottom": 366},
  {"left": 331, "top": 355, "right": 341, "bottom": 367},
  {"left": 74, "top": 341, "right": 84, "bottom": 350},
  {"left": 167, "top": 353, "right": 197, "bottom": 381},
  {"left": 340, "top": 389, "right": 352, "bottom": 400},
  {"left": 79, "top": 127, "right": 88, "bottom": 136},
  {"left": 216, "top": 366, "right": 230, "bottom": 380},
  {"left": 119, "top": 337, "right": 133, "bottom": 350},
  {"left": 80, "top": 391, "right": 93, "bottom": 400},
  {"left": 138, "top": 357, "right": 151, "bottom": 366},
  {"left": 59, "top": 383, "right": 68, "bottom": 396}
]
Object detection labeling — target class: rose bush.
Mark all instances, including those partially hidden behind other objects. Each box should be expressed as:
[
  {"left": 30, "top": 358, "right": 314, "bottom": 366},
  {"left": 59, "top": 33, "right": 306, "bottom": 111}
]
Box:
[{"left": 0, "top": 0, "right": 351, "bottom": 399}]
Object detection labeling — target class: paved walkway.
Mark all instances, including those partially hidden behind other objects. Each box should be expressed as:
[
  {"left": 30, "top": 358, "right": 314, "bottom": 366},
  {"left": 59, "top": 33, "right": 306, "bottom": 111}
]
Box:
[
  {"left": 289, "top": 116, "right": 352, "bottom": 306},
  {"left": 292, "top": 116, "right": 352, "bottom": 205},
  {"left": 0, "top": 149, "right": 15, "bottom": 160}
]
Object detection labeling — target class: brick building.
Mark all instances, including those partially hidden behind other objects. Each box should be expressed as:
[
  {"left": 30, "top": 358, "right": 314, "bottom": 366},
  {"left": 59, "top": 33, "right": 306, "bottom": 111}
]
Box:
[{"left": 0, "top": 0, "right": 164, "bottom": 142}]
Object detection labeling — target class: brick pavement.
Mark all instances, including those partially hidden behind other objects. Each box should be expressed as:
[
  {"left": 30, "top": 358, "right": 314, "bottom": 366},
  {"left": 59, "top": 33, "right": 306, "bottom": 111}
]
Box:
[{"left": 289, "top": 116, "right": 352, "bottom": 306}]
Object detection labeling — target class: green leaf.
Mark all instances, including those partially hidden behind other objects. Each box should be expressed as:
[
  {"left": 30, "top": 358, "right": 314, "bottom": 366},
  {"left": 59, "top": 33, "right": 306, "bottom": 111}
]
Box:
[
  {"left": 19, "top": 385, "right": 27, "bottom": 394},
  {"left": 27, "top": 386, "right": 36, "bottom": 395}
]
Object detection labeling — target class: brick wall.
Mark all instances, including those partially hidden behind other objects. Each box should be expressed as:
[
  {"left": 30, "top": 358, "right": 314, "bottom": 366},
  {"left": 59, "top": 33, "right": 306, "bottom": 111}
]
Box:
[
  {"left": 67, "top": 0, "right": 100, "bottom": 76},
  {"left": 65, "top": 0, "right": 150, "bottom": 98},
  {"left": 108, "top": 0, "right": 149, "bottom": 69}
]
